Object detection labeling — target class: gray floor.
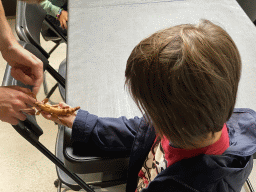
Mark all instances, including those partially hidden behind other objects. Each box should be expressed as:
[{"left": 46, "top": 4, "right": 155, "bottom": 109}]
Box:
[{"left": 0, "top": 18, "right": 254, "bottom": 192}]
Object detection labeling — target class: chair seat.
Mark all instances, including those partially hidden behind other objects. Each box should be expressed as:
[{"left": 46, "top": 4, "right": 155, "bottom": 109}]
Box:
[
  {"left": 63, "top": 127, "right": 129, "bottom": 174},
  {"left": 64, "top": 146, "right": 130, "bottom": 174},
  {"left": 41, "top": 28, "right": 62, "bottom": 42}
]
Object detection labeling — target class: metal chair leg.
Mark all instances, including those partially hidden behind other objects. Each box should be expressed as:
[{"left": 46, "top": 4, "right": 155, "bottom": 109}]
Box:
[
  {"left": 48, "top": 41, "right": 61, "bottom": 55},
  {"left": 43, "top": 72, "right": 61, "bottom": 105},
  {"left": 57, "top": 179, "right": 62, "bottom": 192},
  {"left": 246, "top": 178, "right": 255, "bottom": 192}
]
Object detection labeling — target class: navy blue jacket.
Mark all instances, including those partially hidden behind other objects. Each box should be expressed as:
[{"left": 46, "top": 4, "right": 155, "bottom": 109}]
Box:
[{"left": 72, "top": 108, "right": 256, "bottom": 192}]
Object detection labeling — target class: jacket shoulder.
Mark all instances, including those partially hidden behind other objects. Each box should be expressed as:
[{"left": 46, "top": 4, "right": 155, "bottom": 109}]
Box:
[{"left": 225, "top": 108, "right": 256, "bottom": 156}]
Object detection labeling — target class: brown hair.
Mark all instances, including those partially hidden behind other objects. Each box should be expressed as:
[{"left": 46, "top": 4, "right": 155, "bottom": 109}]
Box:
[{"left": 125, "top": 19, "right": 241, "bottom": 148}]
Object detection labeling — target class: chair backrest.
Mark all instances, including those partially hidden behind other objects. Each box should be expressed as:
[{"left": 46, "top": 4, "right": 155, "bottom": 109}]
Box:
[
  {"left": 16, "top": 1, "right": 49, "bottom": 58},
  {"left": 15, "top": 3, "right": 66, "bottom": 88}
]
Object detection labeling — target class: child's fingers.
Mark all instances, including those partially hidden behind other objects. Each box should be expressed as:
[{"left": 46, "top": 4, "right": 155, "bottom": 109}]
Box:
[
  {"left": 41, "top": 111, "right": 52, "bottom": 120},
  {"left": 41, "top": 112, "right": 69, "bottom": 126},
  {"left": 59, "top": 102, "right": 70, "bottom": 108},
  {"left": 62, "top": 20, "right": 67, "bottom": 29},
  {"left": 60, "top": 22, "right": 63, "bottom": 29}
]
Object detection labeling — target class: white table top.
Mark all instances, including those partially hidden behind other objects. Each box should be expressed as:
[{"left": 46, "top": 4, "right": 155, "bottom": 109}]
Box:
[{"left": 66, "top": 0, "right": 256, "bottom": 118}]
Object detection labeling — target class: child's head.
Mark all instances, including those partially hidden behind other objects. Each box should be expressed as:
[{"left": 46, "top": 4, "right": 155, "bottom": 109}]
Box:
[{"left": 125, "top": 19, "right": 241, "bottom": 148}]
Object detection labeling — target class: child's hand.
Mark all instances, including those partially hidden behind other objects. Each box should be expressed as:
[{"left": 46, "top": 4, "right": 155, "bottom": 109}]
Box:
[
  {"left": 58, "top": 10, "right": 68, "bottom": 29},
  {"left": 40, "top": 102, "right": 76, "bottom": 128}
]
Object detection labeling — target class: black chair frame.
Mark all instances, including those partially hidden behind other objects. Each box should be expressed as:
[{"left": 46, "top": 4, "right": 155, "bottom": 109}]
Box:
[{"left": 2, "top": 41, "right": 95, "bottom": 192}]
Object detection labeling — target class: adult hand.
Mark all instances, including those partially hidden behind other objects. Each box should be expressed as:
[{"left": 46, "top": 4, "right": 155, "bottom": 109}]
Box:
[
  {"left": 1, "top": 42, "right": 43, "bottom": 95},
  {"left": 59, "top": 10, "right": 68, "bottom": 29},
  {"left": 40, "top": 102, "right": 76, "bottom": 128},
  {"left": 0, "top": 86, "right": 36, "bottom": 125}
]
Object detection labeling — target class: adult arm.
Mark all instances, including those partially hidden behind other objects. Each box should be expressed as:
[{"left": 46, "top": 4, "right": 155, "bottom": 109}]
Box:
[
  {"left": 0, "top": 0, "right": 43, "bottom": 125},
  {"left": 0, "top": 0, "right": 43, "bottom": 94}
]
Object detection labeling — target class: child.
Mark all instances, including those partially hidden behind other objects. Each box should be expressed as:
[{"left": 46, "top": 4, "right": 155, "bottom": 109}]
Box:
[
  {"left": 42, "top": 19, "right": 256, "bottom": 192},
  {"left": 40, "top": 0, "right": 68, "bottom": 34}
]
